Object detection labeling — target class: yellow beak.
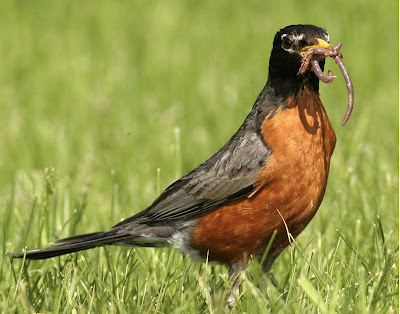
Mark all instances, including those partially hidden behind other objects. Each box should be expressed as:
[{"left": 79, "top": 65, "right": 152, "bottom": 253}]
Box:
[{"left": 300, "top": 38, "right": 333, "bottom": 55}]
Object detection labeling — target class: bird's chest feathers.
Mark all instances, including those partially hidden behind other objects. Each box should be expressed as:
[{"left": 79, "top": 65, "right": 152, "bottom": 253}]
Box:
[{"left": 257, "top": 88, "right": 336, "bottom": 230}]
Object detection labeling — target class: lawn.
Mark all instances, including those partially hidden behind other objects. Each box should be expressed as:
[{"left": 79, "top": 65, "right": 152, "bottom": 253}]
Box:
[{"left": 0, "top": 0, "right": 398, "bottom": 312}]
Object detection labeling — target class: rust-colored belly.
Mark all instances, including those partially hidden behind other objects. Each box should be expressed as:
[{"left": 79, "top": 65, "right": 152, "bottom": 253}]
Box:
[{"left": 190, "top": 89, "right": 336, "bottom": 264}]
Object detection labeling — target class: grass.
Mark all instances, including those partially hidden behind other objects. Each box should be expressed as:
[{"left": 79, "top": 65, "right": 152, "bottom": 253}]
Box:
[{"left": 0, "top": 0, "right": 398, "bottom": 312}]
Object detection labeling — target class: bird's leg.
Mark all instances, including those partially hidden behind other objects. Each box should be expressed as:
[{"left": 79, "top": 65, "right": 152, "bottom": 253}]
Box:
[
  {"left": 226, "top": 261, "right": 244, "bottom": 307},
  {"left": 261, "top": 254, "right": 280, "bottom": 291}
]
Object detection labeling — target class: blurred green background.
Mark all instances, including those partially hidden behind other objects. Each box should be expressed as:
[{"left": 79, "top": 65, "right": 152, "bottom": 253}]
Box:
[{"left": 0, "top": 0, "right": 398, "bottom": 312}]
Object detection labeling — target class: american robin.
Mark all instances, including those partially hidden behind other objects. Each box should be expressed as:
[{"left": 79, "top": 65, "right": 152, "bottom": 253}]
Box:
[{"left": 11, "top": 24, "right": 341, "bottom": 305}]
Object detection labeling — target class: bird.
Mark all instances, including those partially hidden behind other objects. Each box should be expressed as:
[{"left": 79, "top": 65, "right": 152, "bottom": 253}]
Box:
[{"left": 11, "top": 24, "right": 338, "bottom": 305}]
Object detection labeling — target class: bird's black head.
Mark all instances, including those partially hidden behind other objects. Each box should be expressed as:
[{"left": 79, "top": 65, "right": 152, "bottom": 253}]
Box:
[{"left": 267, "top": 24, "right": 331, "bottom": 99}]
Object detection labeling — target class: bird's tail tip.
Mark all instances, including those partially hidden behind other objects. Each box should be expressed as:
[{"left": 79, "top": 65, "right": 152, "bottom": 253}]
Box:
[{"left": 8, "top": 230, "right": 129, "bottom": 260}]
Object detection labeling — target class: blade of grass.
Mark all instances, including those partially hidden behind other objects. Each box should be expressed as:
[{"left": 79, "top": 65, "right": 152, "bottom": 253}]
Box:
[
  {"left": 298, "top": 275, "right": 328, "bottom": 313},
  {"left": 336, "top": 229, "right": 372, "bottom": 276}
]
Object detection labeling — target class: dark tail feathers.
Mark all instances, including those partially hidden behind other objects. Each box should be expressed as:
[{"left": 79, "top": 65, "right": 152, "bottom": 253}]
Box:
[{"left": 9, "top": 230, "right": 133, "bottom": 260}]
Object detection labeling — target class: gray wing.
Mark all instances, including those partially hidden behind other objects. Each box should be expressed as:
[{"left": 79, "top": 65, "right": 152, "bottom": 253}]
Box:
[{"left": 114, "top": 110, "right": 271, "bottom": 226}]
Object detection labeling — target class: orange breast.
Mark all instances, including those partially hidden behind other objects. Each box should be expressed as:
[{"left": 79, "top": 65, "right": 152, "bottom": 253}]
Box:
[{"left": 189, "top": 88, "right": 337, "bottom": 264}]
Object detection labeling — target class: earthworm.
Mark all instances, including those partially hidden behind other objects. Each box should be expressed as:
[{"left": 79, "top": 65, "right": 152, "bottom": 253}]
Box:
[
  {"left": 333, "top": 54, "right": 354, "bottom": 125},
  {"left": 311, "top": 56, "right": 334, "bottom": 83},
  {"left": 301, "top": 41, "right": 354, "bottom": 125},
  {"left": 313, "top": 47, "right": 337, "bottom": 57},
  {"left": 298, "top": 49, "right": 314, "bottom": 75},
  {"left": 312, "top": 42, "right": 343, "bottom": 57}
]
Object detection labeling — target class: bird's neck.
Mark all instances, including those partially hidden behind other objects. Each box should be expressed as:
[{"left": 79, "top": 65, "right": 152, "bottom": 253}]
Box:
[
  {"left": 266, "top": 70, "right": 320, "bottom": 100},
  {"left": 252, "top": 70, "right": 320, "bottom": 112},
  {"left": 252, "top": 74, "right": 322, "bottom": 118}
]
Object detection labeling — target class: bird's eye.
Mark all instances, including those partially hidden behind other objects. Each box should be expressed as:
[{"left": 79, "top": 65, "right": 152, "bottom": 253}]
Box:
[{"left": 282, "top": 36, "right": 293, "bottom": 49}]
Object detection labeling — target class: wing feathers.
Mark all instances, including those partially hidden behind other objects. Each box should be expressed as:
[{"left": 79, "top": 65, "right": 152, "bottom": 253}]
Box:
[{"left": 116, "top": 111, "right": 271, "bottom": 225}]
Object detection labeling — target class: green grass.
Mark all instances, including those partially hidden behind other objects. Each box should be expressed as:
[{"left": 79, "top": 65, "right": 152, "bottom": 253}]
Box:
[{"left": 0, "top": 0, "right": 398, "bottom": 312}]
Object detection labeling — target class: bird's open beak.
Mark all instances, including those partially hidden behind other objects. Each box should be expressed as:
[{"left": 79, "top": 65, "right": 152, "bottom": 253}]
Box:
[{"left": 300, "top": 38, "right": 333, "bottom": 55}]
